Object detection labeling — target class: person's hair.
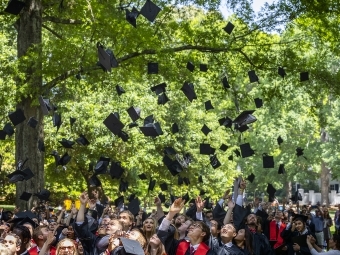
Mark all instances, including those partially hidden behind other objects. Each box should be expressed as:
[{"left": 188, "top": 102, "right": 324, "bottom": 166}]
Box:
[
  {"left": 32, "top": 225, "right": 47, "bottom": 243},
  {"left": 142, "top": 217, "right": 158, "bottom": 241},
  {"left": 13, "top": 225, "right": 31, "bottom": 246},
  {"left": 119, "top": 210, "right": 134, "bottom": 223},
  {"left": 174, "top": 213, "right": 189, "bottom": 222},
  {"left": 56, "top": 238, "right": 78, "bottom": 255},
  {"left": 5, "top": 232, "right": 22, "bottom": 247},
  {"left": 323, "top": 210, "right": 331, "bottom": 220},
  {"left": 145, "top": 237, "right": 166, "bottom": 255},
  {"left": 332, "top": 235, "right": 340, "bottom": 250},
  {"left": 244, "top": 228, "right": 254, "bottom": 254},
  {"left": 195, "top": 221, "right": 211, "bottom": 243},
  {"left": 131, "top": 228, "right": 147, "bottom": 250}
]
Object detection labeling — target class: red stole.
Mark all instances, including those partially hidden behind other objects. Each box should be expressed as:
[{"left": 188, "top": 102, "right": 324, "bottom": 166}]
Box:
[
  {"left": 269, "top": 221, "right": 286, "bottom": 249},
  {"left": 28, "top": 245, "right": 56, "bottom": 255},
  {"left": 176, "top": 241, "right": 210, "bottom": 255}
]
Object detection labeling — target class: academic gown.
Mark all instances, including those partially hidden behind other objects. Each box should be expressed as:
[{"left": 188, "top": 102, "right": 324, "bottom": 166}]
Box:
[
  {"left": 215, "top": 244, "right": 244, "bottom": 255},
  {"left": 281, "top": 227, "right": 316, "bottom": 255}
]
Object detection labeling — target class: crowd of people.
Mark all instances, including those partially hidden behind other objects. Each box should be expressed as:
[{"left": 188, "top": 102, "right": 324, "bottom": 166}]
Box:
[{"left": 0, "top": 180, "right": 340, "bottom": 255}]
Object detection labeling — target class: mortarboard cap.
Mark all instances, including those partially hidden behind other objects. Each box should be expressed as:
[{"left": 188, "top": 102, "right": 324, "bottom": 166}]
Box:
[
  {"left": 119, "top": 180, "right": 129, "bottom": 192},
  {"left": 248, "top": 70, "right": 259, "bottom": 83},
  {"left": 58, "top": 152, "right": 71, "bottom": 166},
  {"left": 210, "top": 155, "right": 221, "bottom": 169},
  {"left": 177, "top": 176, "right": 183, "bottom": 185},
  {"left": 38, "top": 96, "right": 50, "bottom": 115},
  {"left": 127, "top": 107, "right": 141, "bottom": 122},
  {"left": 103, "top": 112, "right": 124, "bottom": 135},
  {"left": 183, "top": 177, "right": 190, "bottom": 185},
  {"left": 205, "top": 100, "right": 214, "bottom": 111},
  {"left": 38, "top": 139, "right": 45, "bottom": 152},
  {"left": 246, "top": 173, "right": 255, "bottom": 183},
  {"left": 140, "top": 122, "right": 163, "bottom": 137},
  {"left": 220, "top": 144, "right": 228, "bottom": 152},
  {"left": 59, "top": 138, "right": 75, "bottom": 149},
  {"left": 97, "top": 43, "right": 118, "bottom": 72},
  {"left": 148, "top": 62, "right": 158, "bottom": 74},
  {"left": 35, "top": 189, "right": 50, "bottom": 201},
  {"left": 8, "top": 109, "right": 26, "bottom": 126},
  {"left": 94, "top": 157, "right": 110, "bottom": 175},
  {"left": 266, "top": 183, "right": 276, "bottom": 202},
  {"left": 114, "top": 196, "right": 124, "bottom": 207},
  {"left": 120, "top": 237, "right": 145, "bottom": 255},
  {"left": 277, "top": 136, "right": 283, "bottom": 145},
  {"left": 70, "top": 117, "right": 76, "bottom": 128},
  {"left": 201, "top": 124, "right": 212, "bottom": 136},
  {"left": 3, "top": 123, "right": 14, "bottom": 136},
  {"left": 22, "top": 168, "right": 34, "bottom": 181},
  {"left": 163, "top": 156, "right": 183, "bottom": 176},
  {"left": 200, "top": 143, "right": 215, "bottom": 155},
  {"left": 228, "top": 155, "right": 233, "bottom": 160},
  {"left": 200, "top": 64, "right": 208, "bottom": 72},
  {"left": 138, "top": 173, "right": 147, "bottom": 180},
  {"left": 19, "top": 217, "right": 39, "bottom": 228},
  {"left": 140, "top": 0, "right": 161, "bottom": 22},
  {"left": 219, "top": 117, "right": 233, "bottom": 128},
  {"left": 76, "top": 134, "right": 90, "bottom": 146},
  {"left": 186, "top": 62, "right": 195, "bottom": 72},
  {"left": 89, "top": 175, "right": 102, "bottom": 187},
  {"left": 233, "top": 110, "right": 257, "bottom": 128},
  {"left": 160, "top": 183, "right": 168, "bottom": 191},
  {"left": 254, "top": 98, "right": 263, "bottom": 108},
  {"left": 7, "top": 170, "right": 27, "bottom": 183},
  {"left": 300, "top": 72, "right": 309, "bottom": 82},
  {"left": 238, "top": 125, "right": 249, "bottom": 133},
  {"left": 128, "top": 194, "right": 136, "bottom": 202},
  {"left": 127, "top": 199, "right": 140, "bottom": 216},
  {"left": 278, "top": 164, "right": 285, "bottom": 174},
  {"left": 0, "top": 130, "right": 7, "bottom": 140},
  {"left": 118, "top": 130, "right": 129, "bottom": 142},
  {"left": 164, "top": 147, "right": 177, "bottom": 155},
  {"left": 263, "top": 154, "right": 274, "bottom": 168},
  {"left": 125, "top": 7, "right": 139, "bottom": 28},
  {"left": 158, "top": 93, "right": 169, "bottom": 105},
  {"left": 278, "top": 67, "right": 286, "bottom": 78},
  {"left": 158, "top": 193, "right": 166, "bottom": 203},
  {"left": 110, "top": 161, "right": 124, "bottom": 179},
  {"left": 4, "top": 0, "right": 25, "bottom": 15},
  {"left": 223, "top": 21, "right": 234, "bottom": 34},
  {"left": 240, "top": 143, "right": 255, "bottom": 158},
  {"left": 181, "top": 82, "right": 197, "bottom": 102},
  {"left": 116, "top": 85, "right": 125, "bottom": 96},
  {"left": 199, "top": 190, "right": 206, "bottom": 196},
  {"left": 198, "top": 175, "right": 203, "bottom": 183},
  {"left": 19, "top": 192, "right": 32, "bottom": 201},
  {"left": 128, "top": 122, "right": 138, "bottom": 129},
  {"left": 222, "top": 76, "right": 230, "bottom": 89},
  {"left": 234, "top": 149, "right": 241, "bottom": 157},
  {"left": 292, "top": 213, "right": 308, "bottom": 223},
  {"left": 171, "top": 123, "right": 179, "bottom": 134},
  {"left": 182, "top": 193, "right": 189, "bottom": 204},
  {"left": 296, "top": 147, "right": 304, "bottom": 157},
  {"left": 148, "top": 179, "right": 156, "bottom": 191},
  {"left": 50, "top": 151, "right": 60, "bottom": 166},
  {"left": 151, "top": 83, "right": 167, "bottom": 95},
  {"left": 53, "top": 113, "right": 62, "bottom": 132}
]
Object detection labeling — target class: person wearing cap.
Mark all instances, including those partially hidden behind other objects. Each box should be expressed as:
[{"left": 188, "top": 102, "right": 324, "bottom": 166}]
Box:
[
  {"left": 157, "top": 197, "right": 213, "bottom": 255},
  {"left": 306, "top": 234, "right": 340, "bottom": 254},
  {"left": 29, "top": 225, "right": 56, "bottom": 255},
  {"left": 3, "top": 232, "right": 22, "bottom": 255},
  {"left": 12, "top": 225, "right": 32, "bottom": 255}
]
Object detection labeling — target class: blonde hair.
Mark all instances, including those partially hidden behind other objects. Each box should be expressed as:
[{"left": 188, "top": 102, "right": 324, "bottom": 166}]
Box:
[
  {"left": 142, "top": 217, "right": 158, "bottom": 241},
  {"left": 56, "top": 238, "right": 78, "bottom": 255}
]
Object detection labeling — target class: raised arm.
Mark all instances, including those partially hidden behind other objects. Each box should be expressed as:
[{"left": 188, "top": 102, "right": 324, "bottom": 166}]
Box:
[
  {"left": 154, "top": 197, "right": 165, "bottom": 220},
  {"left": 223, "top": 198, "right": 235, "bottom": 225},
  {"left": 76, "top": 191, "right": 89, "bottom": 222}
]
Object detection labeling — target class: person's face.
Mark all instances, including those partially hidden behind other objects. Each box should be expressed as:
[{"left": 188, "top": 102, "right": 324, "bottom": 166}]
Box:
[
  {"left": 246, "top": 214, "right": 257, "bottom": 225},
  {"left": 32, "top": 218, "right": 38, "bottom": 225},
  {"left": 77, "top": 242, "right": 84, "bottom": 255},
  {"left": 126, "top": 230, "right": 141, "bottom": 241},
  {"left": 118, "top": 213, "right": 132, "bottom": 229},
  {"left": 175, "top": 215, "right": 186, "bottom": 227},
  {"left": 178, "top": 220, "right": 192, "bottom": 232},
  {"left": 210, "top": 220, "right": 220, "bottom": 237},
  {"left": 66, "top": 227, "right": 75, "bottom": 239},
  {"left": 149, "top": 234, "right": 161, "bottom": 246},
  {"left": 106, "top": 220, "right": 122, "bottom": 235},
  {"left": 3, "top": 235, "right": 20, "bottom": 255},
  {"left": 40, "top": 227, "right": 49, "bottom": 241},
  {"left": 48, "top": 221, "right": 58, "bottom": 231},
  {"left": 206, "top": 213, "right": 213, "bottom": 221},
  {"left": 220, "top": 224, "right": 236, "bottom": 239},
  {"left": 58, "top": 240, "right": 75, "bottom": 255},
  {"left": 329, "top": 238, "right": 336, "bottom": 249},
  {"left": 315, "top": 210, "right": 321, "bottom": 216},
  {"left": 295, "top": 220, "right": 305, "bottom": 232},
  {"left": 234, "top": 229, "right": 245, "bottom": 241},
  {"left": 187, "top": 222, "right": 205, "bottom": 240},
  {"left": 102, "top": 217, "right": 110, "bottom": 225},
  {"left": 143, "top": 219, "right": 154, "bottom": 232},
  {"left": 23, "top": 224, "right": 33, "bottom": 237},
  {"left": 98, "top": 225, "right": 107, "bottom": 236},
  {"left": 275, "top": 212, "right": 283, "bottom": 220}
]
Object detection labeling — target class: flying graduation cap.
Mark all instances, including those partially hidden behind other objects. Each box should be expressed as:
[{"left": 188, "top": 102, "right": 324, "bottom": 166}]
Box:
[
  {"left": 148, "top": 62, "right": 158, "bottom": 74},
  {"left": 278, "top": 164, "right": 285, "bottom": 174},
  {"left": 8, "top": 109, "right": 26, "bottom": 126},
  {"left": 4, "top": 0, "right": 25, "bottom": 15},
  {"left": 278, "top": 67, "right": 286, "bottom": 78},
  {"left": 140, "top": 0, "right": 161, "bottom": 22},
  {"left": 127, "top": 107, "right": 141, "bottom": 122},
  {"left": 233, "top": 110, "right": 257, "bottom": 130},
  {"left": 53, "top": 113, "right": 62, "bottom": 132},
  {"left": 246, "top": 173, "right": 255, "bottom": 183},
  {"left": 139, "top": 115, "right": 163, "bottom": 137},
  {"left": 125, "top": 7, "right": 139, "bottom": 28},
  {"left": 103, "top": 112, "right": 125, "bottom": 136},
  {"left": 3, "top": 123, "right": 14, "bottom": 136},
  {"left": 223, "top": 21, "right": 235, "bottom": 35},
  {"left": 181, "top": 82, "right": 197, "bottom": 102},
  {"left": 263, "top": 153, "right": 274, "bottom": 168},
  {"left": 248, "top": 70, "right": 259, "bottom": 83},
  {"left": 277, "top": 136, "right": 284, "bottom": 145},
  {"left": 39, "top": 96, "right": 51, "bottom": 115},
  {"left": 254, "top": 98, "right": 263, "bottom": 108},
  {"left": 116, "top": 85, "right": 126, "bottom": 96},
  {"left": 240, "top": 143, "right": 255, "bottom": 158},
  {"left": 204, "top": 100, "right": 214, "bottom": 111},
  {"left": 222, "top": 76, "right": 230, "bottom": 89},
  {"left": 97, "top": 43, "right": 118, "bottom": 72},
  {"left": 300, "top": 72, "right": 309, "bottom": 82},
  {"left": 266, "top": 183, "right": 276, "bottom": 202},
  {"left": 76, "top": 134, "right": 90, "bottom": 146}
]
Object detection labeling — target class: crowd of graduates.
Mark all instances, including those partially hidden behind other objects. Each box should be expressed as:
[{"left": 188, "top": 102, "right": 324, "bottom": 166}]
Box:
[{"left": 0, "top": 180, "right": 340, "bottom": 255}]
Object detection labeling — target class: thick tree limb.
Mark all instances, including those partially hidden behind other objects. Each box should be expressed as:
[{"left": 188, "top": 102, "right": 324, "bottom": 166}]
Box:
[
  {"left": 42, "top": 24, "right": 63, "bottom": 39},
  {"left": 42, "top": 15, "right": 83, "bottom": 24}
]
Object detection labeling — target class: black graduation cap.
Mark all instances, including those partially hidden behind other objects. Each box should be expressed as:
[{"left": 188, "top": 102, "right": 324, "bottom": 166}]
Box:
[
  {"left": 4, "top": 0, "right": 25, "bottom": 15},
  {"left": 246, "top": 173, "right": 255, "bottom": 183},
  {"left": 110, "top": 161, "right": 124, "bottom": 179},
  {"left": 223, "top": 21, "right": 235, "bottom": 34},
  {"left": 198, "top": 175, "right": 203, "bottom": 183},
  {"left": 219, "top": 117, "right": 233, "bottom": 128},
  {"left": 163, "top": 155, "right": 183, "bottom": 176},
  {"left": 200, "top": 64, "right": 208, "bottom": 72},
  {"left": 140, "top": 0, "right": 161, "bottom": 22},
  {"left": 238, "top": 125, "right": 249, "bottom": 133},
  {"left": 0, "top": 130, "right": 6, "bottom": 140},
  {"left": 178, "top": 176, "right": 183, "bottom": 185},
  {"left": 210, "top": 155, "right": 221, "bottom": 169},
  {"left": 205, "top": 100, "right": 214, "bottom": 111},
  {"left": 296, "top": 147, "right": 304, "bottom": 157},
  {"left": 35, "top": 189, "right": 51, "bottom": 201},
  {"left": 70, "top": 117, "right": 77, "bottom": 128},
  {"left": 140, "top": 117, "right": 163, "bottom": 137},
  {"left": 89, "top": 175, "right": 102, "bottom": 187},
  {"left": 254, "top": 98, "right": 263, "bottom": 108},
  {"left": 128, "top": 122, "right": 138, "bottom": 129},
  {"left": 181, "top": 82, "right": 197, "bottom": 102},
  {"left": 278, "top": 67, "right": 286, "bottom": 78},
  {"left": 148, "top": 179, "right": 156, "bottom": 191},
  {"left": 97, "top": 43, "right": 118, "bottom": 72},
  {"left": 228, "top": 155, "right": 233, "bottom": 160},
  {"left": 199, "top": 190, "right": 206, "bottom": 196},
  {"left": 148, "top": 62, "right": 158, "bottom": 74},
  {"left": 290, "top": 191, "right": 302, "bottom": 203},
  {"left": 22, "top": 168, "right": 34, "bottom": 181},
  {"left": 234, "top": 149, "right": 241, "bottom": 157},
  {"left": 300, "top": 72, "right": 309, "bottom": 82},
  {"left": 127, "top": 106, "right": 141, "bottom": 122},
  {"left": 19, "top": 192, "right": 32, "bottom": 201},
  {"left": 125, "top": 7, "right": 139, "bottom": 28},
  {"left": 263, "top": 154, "right": 274, "bottom": 168},
  {"left": 103, "top": 112, "right": 125, "bottom": 136},
  {"left": 127, "top": 199, "right": 140, "bottom": 216},
  {"left": 292, "top": 213, "right": 308, "bottom": 223},
  {"left": 171, "top": 123, "right": 179, "bottom": 134},
  {"left": 114, "top": 196, "right": 124, "bottom": 207},
  {"left": 95, "top": 157, "right": 110, "bottom": 175},
  {"left": 118, "top": 130, "right": 129, "bottom": 142},
  {"left": 8, "top": 109, "right": 26, "bottom": 126},
  {"left": 19, "top": 217, "right": 39, "bottom": 228},
  {"left": 183, "top": 177, "right": 190, "bottom": 185},
  {"left": 222, "top": 76, "right": 230, "bottom": 89},
  {"left": 88, "top": 162, "right": 94, "bottom": 172},
  {"left": 158, "top": 193, "right": 166, "bottom": 203},
  {"left": 138, "top": 173, "right": 147, "bottom": 180},
  {"left": 164, "top": 146, "right": 177, "bottom": 155},
  {"left": 58, "top": 152, "right": 71, "bottom": 166},
  {"left": 266, "top": 183, "right": 276, "bottom": 202},
  {"left": 240, "top": 143, "right": 255, "bottom": 158},
  {"left": 53, "top": 112, "right": 62, "bottom": 132},
  {"left": 38, "top": 96, "right": 50, "bottom": 115},
  {"left": 7, "top": 170, "right": 27, "bottom": 183},
  {"left": 128, "top": 194, "right": 136, "bottom": 203},
  {"left": 277, "top": 136, "right": 283, "bottom": 145},
  {"left": 182, "top": 193, "right": 189, "bottom": 204},
  {"left": 76, "top": 134, "right": 90, "bottom": 146},
  {"left": 158, "top": 94, "right": 169, "bottom": 105},
  {"left": 59, "top": 138, "right": 75, "bottom": 149},
  {"left": 116, "top": 85, "right": 126, "bottom": 96},
  {"left": 233, "top": 110, "right": 257, "bottom": 128},
  {"left": 120, "top": 237, "right": 145, "bottom": 255},
  {"left": 3, "top": 123, "right": 14, "bottom": 136},
  {"left": 160, "top": 183, "right": 168, "bottom": 191},
  {"left": 248, "top": 70, "right": 259, "bottom": 83},
  {"left": 151, "top": 82, "right": 167, "bottom": 95},
  {"left": 278, "top": 164, "right": 285, "bottom": 174},
  {"left": 119, "top": 180, "right": 129, "bottom": 192},
  {"left": 220, "top": 144, "right": 228, "bottom": 152},
  {"left": 200, "top": 143, "right": 215, "bottom": 155},
  {"left": 186, "top": 62, "right": 195, "bottom": 72},
  {"left": 201, "top": 124, "right": 212, "bottom": 136}
]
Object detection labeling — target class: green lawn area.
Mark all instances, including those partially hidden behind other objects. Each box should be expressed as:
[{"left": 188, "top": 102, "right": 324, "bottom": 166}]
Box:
[{"left": 330, "top": 210, "right": 336, "bottom": 233}]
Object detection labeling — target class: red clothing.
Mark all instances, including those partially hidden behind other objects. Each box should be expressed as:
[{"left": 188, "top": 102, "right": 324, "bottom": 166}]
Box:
[
  {"left": 269, "top": 221, "right": 286, "bottom": 249},
  {"left": 28, "top": 245, "right": 56, "bottom": 255},
  {"left": 176, "top": 240, "right": 210, "bottom": 255}
]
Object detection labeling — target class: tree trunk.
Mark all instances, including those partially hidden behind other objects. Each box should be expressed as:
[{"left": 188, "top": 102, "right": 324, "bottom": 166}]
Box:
[
  {"left": 321, "top": 129, "right": 330, "bottom": 206},
  {"left": 15, "top": 0, "right": 43, "bottom": 210},
  {"left": 285, "top": 181, "right": 292, "bottom": 201}
]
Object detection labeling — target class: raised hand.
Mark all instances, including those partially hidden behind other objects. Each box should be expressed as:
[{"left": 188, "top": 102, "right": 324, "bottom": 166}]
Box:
[
  {"left": 79, "top": 191, "right": 89, "bottom": 205},
  {"left": 223, "top": 190, "right": 231, "bottom": 200},
  {"left": 195, "top": 196, "right": 205, "bottom": 212},
  {"left": 239, "top": 179, "right": 246, "bottom": 189},
  {"left": 46, "top": 231, "right": 56, "bottom": 245},
  {"left": 154, "top": 197, "right": 161, "bottom": 206},
  {"left": 169, "top": 198, "right": 185, "bottom": 214},
  {"left": 227, "top": 198, "right": 235, "bottom": 209}
]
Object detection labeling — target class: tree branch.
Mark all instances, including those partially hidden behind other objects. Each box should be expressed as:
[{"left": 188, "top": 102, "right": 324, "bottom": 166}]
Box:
[
  {"left": 42, "top": 24, "right": 63, "bottom": 39},
  {"left": 42, "top": 15, "right": 83, "bottom": 24}
]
